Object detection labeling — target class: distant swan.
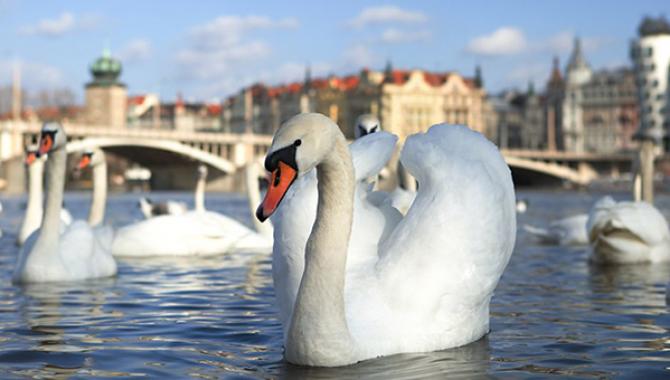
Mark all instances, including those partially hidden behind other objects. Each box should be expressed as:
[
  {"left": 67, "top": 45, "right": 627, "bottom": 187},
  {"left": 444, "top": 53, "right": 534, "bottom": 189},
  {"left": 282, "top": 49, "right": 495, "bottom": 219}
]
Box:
[
  {"left": 587, "top": 196, "right": 670, "bottom": 263},
  {"left": 111, "top": 164, "right": 271, "bottom": 257},
  {"left": 13, "top": 123, "right": 117, "bottom": 283},
  {"left": 256, "top": 113, "right": 515, "bottom": 366},
  {"left": 524, "top": 214, "right": 589, "bottom": 246},
  {"left": 138, "top": 198, "right": 188, "bottom": 219}
]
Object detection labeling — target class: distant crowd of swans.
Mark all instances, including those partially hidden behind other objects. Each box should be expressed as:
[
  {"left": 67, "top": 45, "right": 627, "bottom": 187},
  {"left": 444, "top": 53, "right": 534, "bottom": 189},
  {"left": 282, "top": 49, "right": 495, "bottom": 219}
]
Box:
[{"left": 3, "top": 112, "right": 669, "bottom": 367}]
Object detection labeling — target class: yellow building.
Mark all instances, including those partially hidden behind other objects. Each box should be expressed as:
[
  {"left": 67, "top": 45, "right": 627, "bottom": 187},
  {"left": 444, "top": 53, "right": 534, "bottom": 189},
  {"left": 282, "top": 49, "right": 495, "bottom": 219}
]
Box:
[{"left": 222, "top": 65, "right": 490, "bottom": 141}]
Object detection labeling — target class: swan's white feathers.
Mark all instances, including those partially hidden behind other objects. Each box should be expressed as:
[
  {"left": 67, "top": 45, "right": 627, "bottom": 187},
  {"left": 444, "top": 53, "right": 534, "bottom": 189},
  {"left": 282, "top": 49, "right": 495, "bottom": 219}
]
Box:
[
  {"left": 587, "top": 197, "right": 670, "bottom": 263},
  {"left": 524, "top": 214, "right": 588, "bottom": 246},
  {"left": 349, "top": 131, "right": 397, "bottom": 181},
  {"left": 271, "top": 123, "right": 516, "bottom": 360},
  {"left": 14, "top": 221, "right": 117, "bottom": 283},
  {"left": 112, "top": 211, "right": 270, "bottom": 257}
]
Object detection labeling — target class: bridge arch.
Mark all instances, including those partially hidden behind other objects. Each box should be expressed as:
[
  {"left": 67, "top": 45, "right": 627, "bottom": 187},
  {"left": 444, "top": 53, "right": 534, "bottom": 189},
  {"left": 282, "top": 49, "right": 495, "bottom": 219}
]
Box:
[
  {"left": 66, "top": 137, "right": 237, "bottom": 174},
  {"left": 504, "top": 156, "right": 593, "bottom": 185}
]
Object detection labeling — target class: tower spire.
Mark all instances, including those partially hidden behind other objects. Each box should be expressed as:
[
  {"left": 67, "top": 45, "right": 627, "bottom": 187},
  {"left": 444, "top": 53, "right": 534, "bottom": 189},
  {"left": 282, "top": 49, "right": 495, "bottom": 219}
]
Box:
[
  {"left": 383, "top": 59, "right": 393, "bottom": 83},
  {"left": 474, "top": 64, "right": 483, "bottom": 88}
]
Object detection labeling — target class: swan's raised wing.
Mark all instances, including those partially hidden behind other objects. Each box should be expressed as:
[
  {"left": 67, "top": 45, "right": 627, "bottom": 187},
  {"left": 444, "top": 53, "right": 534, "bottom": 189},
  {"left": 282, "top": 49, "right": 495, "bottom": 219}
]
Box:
[
  {"left": 349, "top": 131, "right": 398, "bottom": 181},
  {"left": 376, "top": 124, "right": 516, "bottom": 321}
]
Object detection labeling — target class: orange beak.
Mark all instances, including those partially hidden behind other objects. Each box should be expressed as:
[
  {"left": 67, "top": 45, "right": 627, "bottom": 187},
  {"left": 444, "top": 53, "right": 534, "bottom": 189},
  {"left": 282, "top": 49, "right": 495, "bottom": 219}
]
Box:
[
  {"left": 78, "top": 155, "right": 92, "bottom": 170},
  {"left": 256, "top": 161, "right": 297, "bottom": 222},
  {"left": 38, "top": 135, "right": 53, "bottom": 155},
  {"left": 25, "top": 152, "right": 37, "bottom": 165}
]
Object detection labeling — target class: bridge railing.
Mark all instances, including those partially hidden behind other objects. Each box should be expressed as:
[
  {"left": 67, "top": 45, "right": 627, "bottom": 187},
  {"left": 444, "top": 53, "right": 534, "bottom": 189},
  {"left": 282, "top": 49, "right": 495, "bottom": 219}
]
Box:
[{"left": 1, "top": 121, "right": 274, "bottom": 145}]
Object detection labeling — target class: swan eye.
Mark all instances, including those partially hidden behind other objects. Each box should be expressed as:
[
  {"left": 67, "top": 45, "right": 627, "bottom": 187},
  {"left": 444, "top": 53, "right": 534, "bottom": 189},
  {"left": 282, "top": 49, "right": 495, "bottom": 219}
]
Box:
[
  {"left": 294, "top": 139, "right": 302, "bottom": 147},
  {"left": 370, "top": 126, "right": 378, "bottom": 133},
  {"left": 274, "top": 167, "right": 281, "bottom": 186}
]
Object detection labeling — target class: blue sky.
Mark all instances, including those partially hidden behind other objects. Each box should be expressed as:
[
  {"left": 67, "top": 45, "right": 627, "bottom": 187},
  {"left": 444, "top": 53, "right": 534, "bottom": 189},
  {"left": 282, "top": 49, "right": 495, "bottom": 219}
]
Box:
[{"left": 1, "top": 0, "right": 668, "bottom": 103}]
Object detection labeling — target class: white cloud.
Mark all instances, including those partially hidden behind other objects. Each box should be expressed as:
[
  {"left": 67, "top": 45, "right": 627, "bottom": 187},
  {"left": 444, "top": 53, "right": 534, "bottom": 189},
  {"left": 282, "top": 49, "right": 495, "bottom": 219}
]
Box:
[
  {"left": 379, "top": 28, "right": 430, "bottom": 44},
  {"left": 542, "top": 30, "right": 608, "bottom": 54},
  {"left": 466, "top": 27, "right": 527, "bottom": 56},
  {"left": 506, "top": 62, "right": 549, "bottom": 86},
  {"left": 176, "top": 41, "right": 271, "bottom": 80},
  {"left": 0, "top": 59, "right": 64, "bottom": 87},
  {"left": 118, "top": 39, "right": 152, "bottom": 63},
  {"left": 189, "top": 15, "right": 298, "bottom": 49},
  {"left": 18, "top": 12, "right": 75, "bottom": 37},
  {"left": 342, "top": 44, "right": 377, "bottom": 68},
  {"left": 174, "top": 15, "right": 299, "bottom": 97},
  {"left": 350, "top": 6, "right": 427, "bottom": 28}
]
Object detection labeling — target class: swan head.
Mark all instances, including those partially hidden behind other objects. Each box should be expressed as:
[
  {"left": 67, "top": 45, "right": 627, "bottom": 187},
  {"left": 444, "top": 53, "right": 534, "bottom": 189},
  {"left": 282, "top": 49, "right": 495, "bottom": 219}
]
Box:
[
  {"left": 256, "top": 113, "right": 340, "bottom": 221},
  {"left": 354, "top": 114, "right": 381, "bottom": 139},
  {"left": 77, "top": 148, "right": 105, "bottom": 170},
  {"left": 38, "top": 122, "right": 67, "bottom": 156},
  {"left": 197, "top": 164, "right": 208, "bottom": 179},
  {"left": 24, "top": 144, "right": 39, "bottom": 165}
]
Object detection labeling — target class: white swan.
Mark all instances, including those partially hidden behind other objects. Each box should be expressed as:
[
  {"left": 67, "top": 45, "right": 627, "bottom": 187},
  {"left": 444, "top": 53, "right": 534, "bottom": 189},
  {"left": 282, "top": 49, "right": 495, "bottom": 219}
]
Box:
[
  {"left": 77, "top": 148, "right": 108, "bottom": 226},
  {"left": 354, "top": 113, "right": 382, "bottom": 138},
  {"left": 17, "top": 145, "right": 72, "bottom": 246},
  {"left": 524, "top": 214, "right": 589, "bottom": 246},
  {"left": 587, "top": 196, "right": 670, "bottom": 263},
  {"left": 111, "top": 164, "right": 271, "bottom": 257},
  {"left": 257, "top": 113, "right": 516, "bottom": 366},
  {"left": 138, "top": 198, "right": 188, "bottom": 218},
  {"left": 13, "top": 123, "right": 117, "bottom": 283},
  {"left": 76, "top": 148, "right": 116, "bottom": 252}
]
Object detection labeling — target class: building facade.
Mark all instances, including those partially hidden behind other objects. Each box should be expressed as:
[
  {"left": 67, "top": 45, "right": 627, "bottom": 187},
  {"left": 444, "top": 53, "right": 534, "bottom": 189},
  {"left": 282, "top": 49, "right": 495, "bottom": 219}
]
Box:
[
  {"left": 221, "top": 65, "right": 489, "bottom": 141},
  {"left": 630, "top": 16, "right": 670, "bottom": 147}
]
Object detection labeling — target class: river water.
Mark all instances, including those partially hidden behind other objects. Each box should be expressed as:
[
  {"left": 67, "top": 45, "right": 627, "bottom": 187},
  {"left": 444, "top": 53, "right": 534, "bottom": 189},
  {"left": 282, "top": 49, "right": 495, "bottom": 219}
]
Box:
[{"left": 0, "top": 190, "right": 669, "bottom": 379}]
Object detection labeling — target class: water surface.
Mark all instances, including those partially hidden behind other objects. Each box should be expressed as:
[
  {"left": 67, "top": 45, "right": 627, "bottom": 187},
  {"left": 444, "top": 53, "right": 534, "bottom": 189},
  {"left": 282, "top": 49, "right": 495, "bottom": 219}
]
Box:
[{"left": 0, "top": 190, "right": 669, "bottom": 378}]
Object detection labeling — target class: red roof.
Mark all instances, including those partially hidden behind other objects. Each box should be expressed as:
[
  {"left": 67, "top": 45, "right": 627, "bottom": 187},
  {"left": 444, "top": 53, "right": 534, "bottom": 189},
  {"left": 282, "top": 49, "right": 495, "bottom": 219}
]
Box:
[
  {"left": 206, "top": 103, "right": 222, "bottom": 116},
  {"left": 227, "top": 68, "right": 476, "bottom": 105},
  {"left": 128, "top": 95, "right": 147, "bottom": 106}
]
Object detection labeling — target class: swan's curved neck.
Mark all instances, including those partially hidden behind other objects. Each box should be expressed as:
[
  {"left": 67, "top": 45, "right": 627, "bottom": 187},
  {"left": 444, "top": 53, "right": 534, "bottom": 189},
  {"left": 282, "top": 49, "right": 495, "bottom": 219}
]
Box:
[
  {"left": 398, "top": 161, "right": 417, "bottom": 192},
  {"left": 285, "top": 133, "right": 356, "bottom": 365},
  {"left": 19, "top": 159, "right": 45, "bottom": 244},
  {"left": 39, "top": 147, "right": 66, "bottom": 244},
  {"left": 88, "top": 161, "right": 107, "bottom": 226},
  {"left": 194, "top": 174, "right": 206, "bottom": 212},
  {"left": 26, "top": 159, "right": 44, "bottom": 223}
]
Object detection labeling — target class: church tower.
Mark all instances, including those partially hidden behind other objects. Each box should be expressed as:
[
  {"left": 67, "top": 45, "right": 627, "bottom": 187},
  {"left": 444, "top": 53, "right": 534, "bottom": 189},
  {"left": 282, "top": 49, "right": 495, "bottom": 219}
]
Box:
[
  {"left": 84, "top": 48, "right": 127, "bottom": 128},
  {"left": 562, "top": 38, "right": 592, "bottom": 152}
]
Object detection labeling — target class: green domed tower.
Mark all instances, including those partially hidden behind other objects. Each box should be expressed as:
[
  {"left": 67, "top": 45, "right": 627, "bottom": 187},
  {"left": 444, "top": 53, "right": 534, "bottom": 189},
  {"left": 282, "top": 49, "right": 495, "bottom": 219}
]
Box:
[
  {"left": 85, "top": 48, "right": 127, "bottom": 128},
  {"left": 87, "top": 48, "right": 124, "bottom": 87}
]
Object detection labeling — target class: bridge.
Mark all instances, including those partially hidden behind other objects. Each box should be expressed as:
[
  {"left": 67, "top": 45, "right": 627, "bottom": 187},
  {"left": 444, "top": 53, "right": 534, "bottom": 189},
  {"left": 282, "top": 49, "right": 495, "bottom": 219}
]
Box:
[{"left": 0, "top": 121, "right": 633, "bottom": 192}]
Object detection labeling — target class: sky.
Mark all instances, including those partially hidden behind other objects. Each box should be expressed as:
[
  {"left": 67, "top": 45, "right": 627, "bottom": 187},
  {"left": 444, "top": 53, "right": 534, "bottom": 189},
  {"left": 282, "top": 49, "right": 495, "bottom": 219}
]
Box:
[{"left": 0, "top": 0, "right": 668, "bottom": 103}]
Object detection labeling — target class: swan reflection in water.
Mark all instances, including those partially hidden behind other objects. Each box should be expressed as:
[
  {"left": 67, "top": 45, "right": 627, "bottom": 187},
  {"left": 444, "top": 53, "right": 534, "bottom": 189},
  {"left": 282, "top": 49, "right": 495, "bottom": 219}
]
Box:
[
  {"left": 15, "top": 279, "right": 132, "bottom": 378},
  {"left": 275, "top": 337, "right": 491, "bottom": 379}
]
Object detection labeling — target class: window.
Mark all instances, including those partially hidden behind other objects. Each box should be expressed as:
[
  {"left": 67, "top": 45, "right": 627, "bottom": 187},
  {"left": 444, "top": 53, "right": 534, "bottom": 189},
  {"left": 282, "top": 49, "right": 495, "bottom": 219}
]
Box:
[{"left": 646, "top": 47, "right": 653, "bottom": 57}]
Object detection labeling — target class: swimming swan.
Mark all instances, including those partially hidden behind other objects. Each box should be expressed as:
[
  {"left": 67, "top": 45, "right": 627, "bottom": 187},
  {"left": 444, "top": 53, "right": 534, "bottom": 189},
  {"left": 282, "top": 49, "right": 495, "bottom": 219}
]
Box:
[
  {"left": 256, "top": 113, "right": 516, "bottom": 366},
  {"left": 524, "top": 214, "right": 589, "bottom": 246},
  {"left": 13, "top": 123, "right": 117, "bottom": 283},
  {"left": 587, "top": 196, "right": 670, "bottom": 263},
  {"left": 111, "top": 164, "right": 271, "bottom": 257}
]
